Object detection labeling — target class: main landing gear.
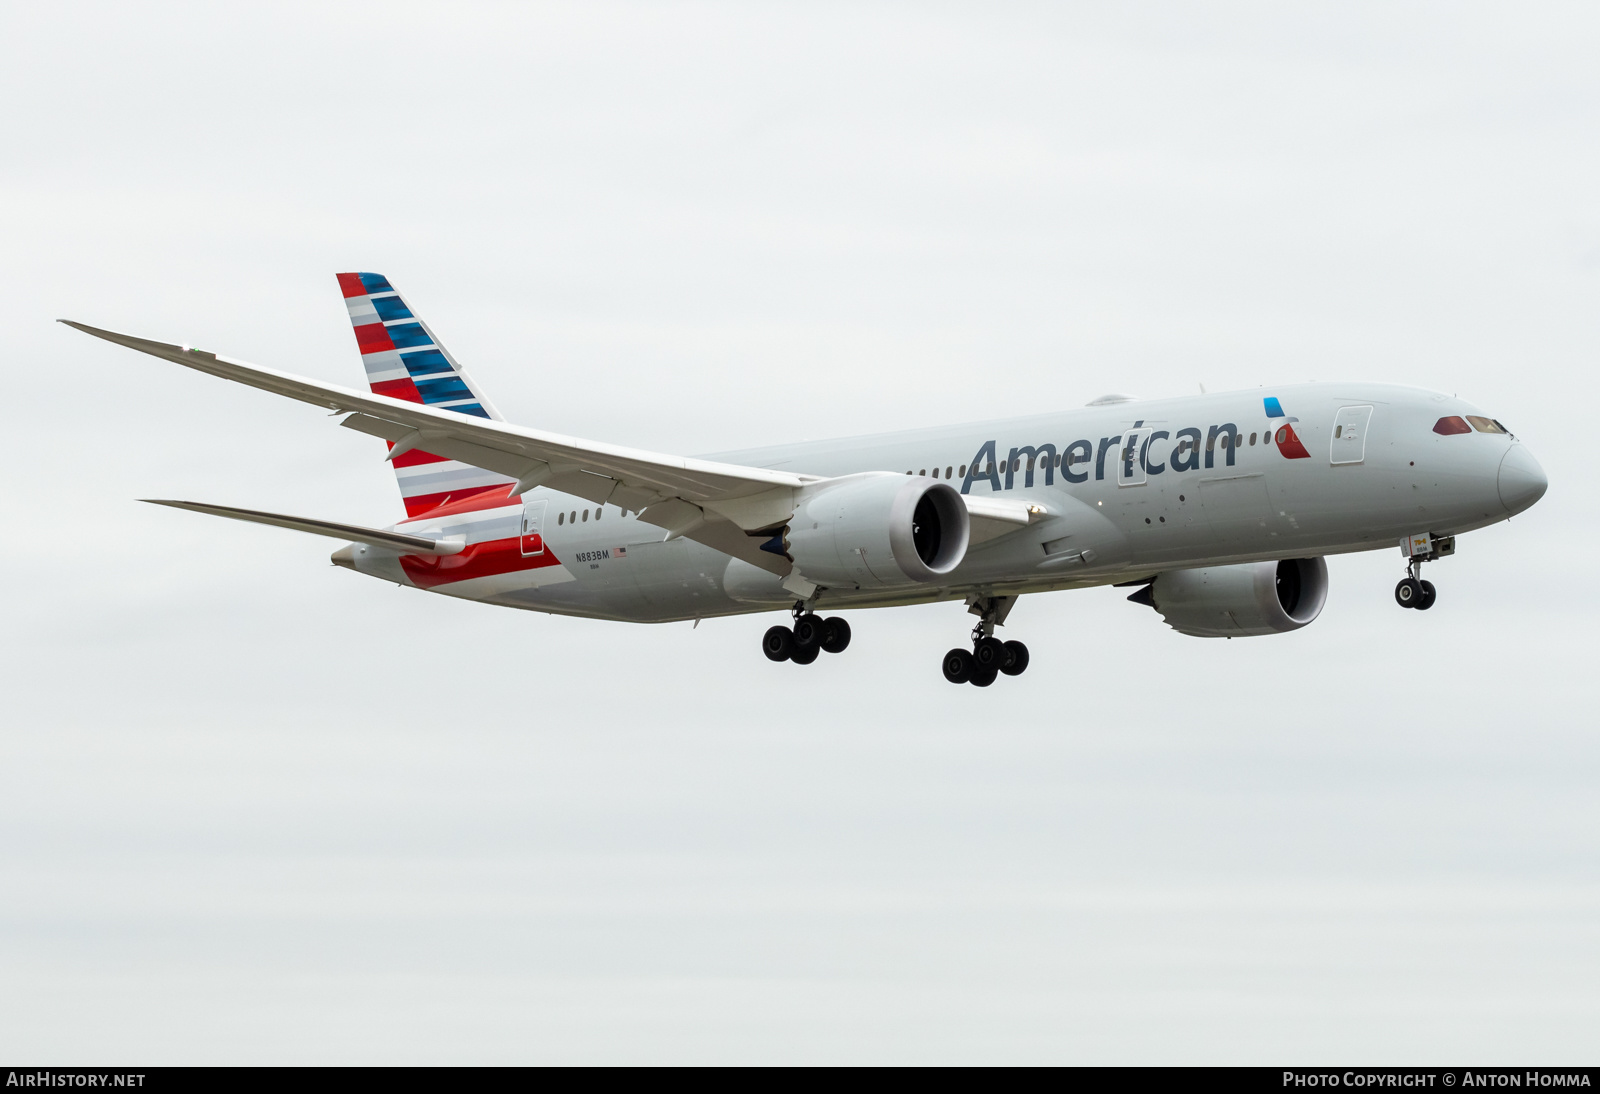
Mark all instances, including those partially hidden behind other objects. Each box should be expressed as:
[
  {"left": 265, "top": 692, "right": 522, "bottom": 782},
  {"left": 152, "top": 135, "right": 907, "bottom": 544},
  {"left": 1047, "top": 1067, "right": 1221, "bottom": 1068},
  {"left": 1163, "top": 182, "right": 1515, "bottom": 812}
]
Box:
[
  {"left": 762, "top": 604, "right": 851, "bottom": 665},
  {"left": 1394, "top": 533, "right": 1453, "bottom": 612},
  {"left": 942, "top": 595, "right": 1029, "bottom": 687}
]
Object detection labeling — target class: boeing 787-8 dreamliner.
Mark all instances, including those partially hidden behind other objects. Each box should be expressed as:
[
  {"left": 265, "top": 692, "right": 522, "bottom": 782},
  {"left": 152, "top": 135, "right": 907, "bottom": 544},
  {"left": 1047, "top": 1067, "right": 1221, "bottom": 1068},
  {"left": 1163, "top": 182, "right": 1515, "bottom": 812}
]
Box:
[{"left": 63, "top": 272, "right": 1547, "bottom": 686}]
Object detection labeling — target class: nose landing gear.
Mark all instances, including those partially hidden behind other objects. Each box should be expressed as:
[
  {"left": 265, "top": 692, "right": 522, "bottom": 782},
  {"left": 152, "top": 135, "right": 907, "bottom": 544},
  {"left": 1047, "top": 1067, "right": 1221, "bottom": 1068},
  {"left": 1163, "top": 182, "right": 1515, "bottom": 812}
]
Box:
[
  {"left": 762, "top": 604, "right": 851, "bottom": 665},
  {"left": 942, "top": 596, "right": 1029, "bottom": 686},
  {"left": 1395, "top": 533, "right": 1451, "bottom": 611}
]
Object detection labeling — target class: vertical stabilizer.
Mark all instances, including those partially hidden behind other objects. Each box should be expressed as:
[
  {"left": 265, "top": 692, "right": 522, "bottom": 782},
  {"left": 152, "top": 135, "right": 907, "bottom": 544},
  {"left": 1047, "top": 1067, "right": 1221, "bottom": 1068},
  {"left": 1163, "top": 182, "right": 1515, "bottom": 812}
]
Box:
[{"left": 336, "top": 272, "right": 515, "bottom": 516}]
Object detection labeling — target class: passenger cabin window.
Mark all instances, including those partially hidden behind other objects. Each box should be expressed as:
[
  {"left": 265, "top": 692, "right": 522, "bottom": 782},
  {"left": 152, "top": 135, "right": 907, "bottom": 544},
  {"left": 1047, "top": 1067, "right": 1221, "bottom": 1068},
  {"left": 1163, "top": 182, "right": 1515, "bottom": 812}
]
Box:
[
  {"left": 1434, "top": 416, "right": 1471, "bottom": 435},
  {"left": 557, "top": 512, "right": 565, "bottom": 525},
  {"left": 959, "top": 465, "right": 967, "bottom": 476},
  {"left": 1467, "top": 416, "right": 1508, "bottom": 434},
  {"left": 946, "top": 466, "right": 953, "bottom": 478}
]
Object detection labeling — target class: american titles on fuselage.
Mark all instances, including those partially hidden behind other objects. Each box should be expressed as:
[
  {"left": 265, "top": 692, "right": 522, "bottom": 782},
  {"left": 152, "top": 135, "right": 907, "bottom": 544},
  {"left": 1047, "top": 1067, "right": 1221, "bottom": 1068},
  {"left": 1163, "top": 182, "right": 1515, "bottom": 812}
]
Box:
[{"left": 951, "top": 397, "right": 1312, "bottom": 496}]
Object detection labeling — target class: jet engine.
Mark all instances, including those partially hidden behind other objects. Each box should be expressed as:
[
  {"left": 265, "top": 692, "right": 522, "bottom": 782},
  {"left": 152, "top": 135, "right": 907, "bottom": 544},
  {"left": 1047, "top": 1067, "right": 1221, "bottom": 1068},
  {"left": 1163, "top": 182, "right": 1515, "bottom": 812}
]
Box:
[
  {"left": 1131, "top": 557, "right": 1328, "bottom": 637},
  {"left": 785, "top": 473, "right": 970, "bottom": 590}
]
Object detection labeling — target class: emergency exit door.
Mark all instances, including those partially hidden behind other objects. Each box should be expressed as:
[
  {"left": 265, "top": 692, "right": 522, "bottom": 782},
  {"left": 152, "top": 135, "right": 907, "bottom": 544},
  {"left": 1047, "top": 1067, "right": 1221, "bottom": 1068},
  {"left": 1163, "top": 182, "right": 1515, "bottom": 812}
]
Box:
[{"left": 520, "top": 499, "right": 547, "bottom": 556}]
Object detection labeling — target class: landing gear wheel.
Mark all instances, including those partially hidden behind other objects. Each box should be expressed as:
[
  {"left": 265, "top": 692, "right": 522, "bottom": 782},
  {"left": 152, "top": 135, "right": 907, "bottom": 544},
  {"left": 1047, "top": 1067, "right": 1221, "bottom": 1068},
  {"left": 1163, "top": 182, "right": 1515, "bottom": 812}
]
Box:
[
  {"left": 1000, "top": 640, "right": 1030, "bottom": 676},
  {"left": 793, "top": 614, "right": 827, "bottom": 648},
  {"left": 969, "top": 664, "right": 998, "bottom": 688},
  {"left": 762, "top": 625, "right": 795, "bottom": 662},
  {"left": 821, "top": 617, "right": 852, "bottom": 654},
  {"left": 941, "top": 648, "right": 973, "bottom": 684},
  {"left": 1416, "top": 580, "right": 1437, "bottom": 611},
  {"left": 1395, "top": 577, "right": 1423, "bottom": 608},
  {"left": 973, "top": 636, "right": 1007, "bottom": 669},
  {"left": 790, "top": 640, "right": 820, "bottom": 665}
]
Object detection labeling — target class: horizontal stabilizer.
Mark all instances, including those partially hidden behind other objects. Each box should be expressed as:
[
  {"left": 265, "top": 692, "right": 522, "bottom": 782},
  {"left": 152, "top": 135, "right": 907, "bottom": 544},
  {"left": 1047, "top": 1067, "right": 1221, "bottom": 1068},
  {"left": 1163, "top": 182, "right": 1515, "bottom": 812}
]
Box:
[{"left": 141, "top": 500, "right": 464, "bottom": 555}]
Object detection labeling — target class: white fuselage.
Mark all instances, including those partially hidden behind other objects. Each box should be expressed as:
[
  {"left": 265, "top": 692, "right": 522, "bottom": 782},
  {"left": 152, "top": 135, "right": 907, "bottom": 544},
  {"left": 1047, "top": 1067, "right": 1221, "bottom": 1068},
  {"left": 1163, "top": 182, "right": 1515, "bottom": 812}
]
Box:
[{"left": 342, "top": 383, "right": 1542, "bottom": 622}]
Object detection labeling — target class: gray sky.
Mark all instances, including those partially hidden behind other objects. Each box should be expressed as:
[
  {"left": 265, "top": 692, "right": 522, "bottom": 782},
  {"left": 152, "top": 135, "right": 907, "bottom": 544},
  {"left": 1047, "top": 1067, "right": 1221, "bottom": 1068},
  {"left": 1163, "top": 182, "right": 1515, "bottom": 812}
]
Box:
[{"left": 2, "top": 0, "right": 1597, "bottom": 1063}]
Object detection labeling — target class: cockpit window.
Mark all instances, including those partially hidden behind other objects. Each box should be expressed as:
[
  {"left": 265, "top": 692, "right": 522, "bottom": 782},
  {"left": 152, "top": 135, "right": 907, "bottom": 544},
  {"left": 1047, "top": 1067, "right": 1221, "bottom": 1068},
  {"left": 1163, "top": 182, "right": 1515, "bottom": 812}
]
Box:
[
  {"left": 1467, "top": 416, "right": 1507, "bottom": 434},
  {"left": 1433, "top": 416, "right": 1471, "bottom": 435}
]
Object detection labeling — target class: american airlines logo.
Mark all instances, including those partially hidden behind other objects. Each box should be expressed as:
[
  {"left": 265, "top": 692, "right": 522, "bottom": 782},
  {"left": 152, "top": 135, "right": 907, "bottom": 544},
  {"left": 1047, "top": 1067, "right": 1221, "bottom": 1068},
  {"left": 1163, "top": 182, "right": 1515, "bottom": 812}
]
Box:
[{"left": 959, "top": 397, "right": 1309, "bottom": 494}]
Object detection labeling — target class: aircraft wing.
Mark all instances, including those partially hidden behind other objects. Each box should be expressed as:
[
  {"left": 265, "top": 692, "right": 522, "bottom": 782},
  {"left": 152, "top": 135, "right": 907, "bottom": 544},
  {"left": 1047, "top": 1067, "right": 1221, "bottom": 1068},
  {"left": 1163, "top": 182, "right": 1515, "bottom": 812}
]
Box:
[
  {"left": 961, "top": 493, "right": 1043, "bottom": 545},
  {"left": 64, "top": 321, "right": 822, "bottom": 574}
]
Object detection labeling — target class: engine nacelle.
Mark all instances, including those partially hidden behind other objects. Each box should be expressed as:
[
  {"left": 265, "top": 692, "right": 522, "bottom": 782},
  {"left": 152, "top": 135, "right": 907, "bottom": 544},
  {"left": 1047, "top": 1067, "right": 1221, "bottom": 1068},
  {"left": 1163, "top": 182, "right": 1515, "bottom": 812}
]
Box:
[
  {"left": 1138, "top": 557, "right": 1329, "bottom": 637},
  {"left": 786, "top": 473, "right": 969, "bottom": 590}
]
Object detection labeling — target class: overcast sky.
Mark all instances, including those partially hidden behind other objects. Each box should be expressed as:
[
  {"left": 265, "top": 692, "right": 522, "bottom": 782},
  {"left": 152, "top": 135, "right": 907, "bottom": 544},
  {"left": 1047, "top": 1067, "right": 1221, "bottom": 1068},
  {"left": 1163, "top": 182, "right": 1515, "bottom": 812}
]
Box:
[{"left": 2, "top": 0, "right": 1597, "bottom": 1064}]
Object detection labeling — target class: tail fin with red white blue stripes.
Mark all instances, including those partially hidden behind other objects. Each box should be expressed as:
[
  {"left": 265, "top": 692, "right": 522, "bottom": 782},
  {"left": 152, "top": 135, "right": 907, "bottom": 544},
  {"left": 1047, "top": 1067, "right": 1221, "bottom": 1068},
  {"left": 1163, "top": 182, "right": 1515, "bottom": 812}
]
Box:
[{"left": 336, "top": 272, "right": 516, "bottom": 517}]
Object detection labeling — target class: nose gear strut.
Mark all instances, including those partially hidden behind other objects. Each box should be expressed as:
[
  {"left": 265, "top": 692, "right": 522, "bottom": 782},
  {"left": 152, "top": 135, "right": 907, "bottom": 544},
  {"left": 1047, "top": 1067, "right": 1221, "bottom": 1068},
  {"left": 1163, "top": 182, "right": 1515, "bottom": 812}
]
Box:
[{"left": 1395, "top": 533, "right": 1452, "bottom": 611}]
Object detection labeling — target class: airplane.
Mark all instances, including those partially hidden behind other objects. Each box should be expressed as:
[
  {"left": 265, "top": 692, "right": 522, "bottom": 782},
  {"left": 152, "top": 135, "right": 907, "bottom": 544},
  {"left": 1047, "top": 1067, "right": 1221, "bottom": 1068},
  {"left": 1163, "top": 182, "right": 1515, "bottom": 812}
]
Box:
[{"left": 62, "top": 272, "right": 1548, "bottom": 686}]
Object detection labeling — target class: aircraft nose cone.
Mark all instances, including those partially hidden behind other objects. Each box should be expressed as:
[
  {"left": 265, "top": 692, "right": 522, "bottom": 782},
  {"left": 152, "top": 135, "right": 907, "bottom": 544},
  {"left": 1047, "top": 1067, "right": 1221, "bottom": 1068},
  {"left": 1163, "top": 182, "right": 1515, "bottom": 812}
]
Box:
[{"left": 1497, "top": 444, "right": 1548, "bottom": 516}]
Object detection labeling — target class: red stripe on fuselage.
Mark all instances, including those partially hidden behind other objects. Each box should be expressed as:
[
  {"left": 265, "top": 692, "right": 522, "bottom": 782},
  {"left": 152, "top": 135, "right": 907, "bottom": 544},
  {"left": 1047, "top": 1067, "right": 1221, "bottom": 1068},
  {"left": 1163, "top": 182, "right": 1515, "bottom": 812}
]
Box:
[{"left": 399, "top": 535, "right": 561, "bottom": 590}]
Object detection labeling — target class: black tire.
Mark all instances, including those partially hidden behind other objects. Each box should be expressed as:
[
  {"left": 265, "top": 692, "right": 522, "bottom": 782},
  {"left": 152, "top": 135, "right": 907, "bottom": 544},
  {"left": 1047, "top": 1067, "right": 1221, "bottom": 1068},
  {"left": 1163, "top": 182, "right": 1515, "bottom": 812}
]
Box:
[
  {"left": 942, "top": 648, "right": 973, "bottom": 684},
  {"left": 793, "top": 614, "right": 826, "bottom": 648},
  {"left": 969, "top": 664, "right": 998, "bottom": 688},
  {"left": 821, "top": 616, "right": 852, "bottom": 654},
  {"left": 1000, "top": 640, "right": 1030, "bottom": 676},
  {"left": 973, "top": 636, "right": 1006, "bottom": 668},
  {"left": 762, "top": 625, "right": 795, "bottom": 662},
  {"left": 1395, "top": 578, "right": 1422, "bottom": 608},
  {"left": 1416, "top": 580, "right": 1437, "bottom": 611},
  {"left": 790, "top": 641, "right": 820, "bottom": 665}
]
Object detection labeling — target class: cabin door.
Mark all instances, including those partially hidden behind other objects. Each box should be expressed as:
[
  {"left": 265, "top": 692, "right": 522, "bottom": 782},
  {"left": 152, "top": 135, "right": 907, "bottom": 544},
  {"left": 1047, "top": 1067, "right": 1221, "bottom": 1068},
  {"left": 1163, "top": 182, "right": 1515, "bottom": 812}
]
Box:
[
  {"left": 1330, "top": 405, "right": 1374, "bottom": 465},
  {"left": 520, "top": 499, "right": 547, "bottom": 556}
]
